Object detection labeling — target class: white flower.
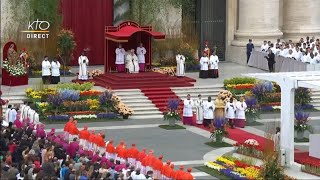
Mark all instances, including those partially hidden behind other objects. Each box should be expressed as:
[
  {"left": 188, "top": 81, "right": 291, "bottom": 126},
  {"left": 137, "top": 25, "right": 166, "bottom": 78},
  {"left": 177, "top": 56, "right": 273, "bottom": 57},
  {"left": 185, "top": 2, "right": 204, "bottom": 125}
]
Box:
[
  {"left": 244, "top": 139, "right": 259, "bottom": 146},
  {"left": 74, "top": 114, "right": 97, "bottom": 119}
]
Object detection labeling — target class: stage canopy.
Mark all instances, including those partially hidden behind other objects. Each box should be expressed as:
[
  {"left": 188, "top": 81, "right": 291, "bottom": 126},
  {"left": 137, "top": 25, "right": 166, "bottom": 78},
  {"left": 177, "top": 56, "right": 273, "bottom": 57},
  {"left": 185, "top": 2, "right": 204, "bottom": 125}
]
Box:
[
  {"left": 243, "top": 71, "right": 320, "bottom": 167},
  {"left": 104, "top": 21, "right": 165, "bottom": 72}
]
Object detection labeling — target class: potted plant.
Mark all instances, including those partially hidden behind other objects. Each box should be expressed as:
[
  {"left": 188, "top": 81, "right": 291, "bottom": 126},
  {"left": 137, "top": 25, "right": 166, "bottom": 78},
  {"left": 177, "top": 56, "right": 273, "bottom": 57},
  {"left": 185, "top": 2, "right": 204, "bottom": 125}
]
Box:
[
  {"left": 210, "top": 118, "right": 228, "bottom": 143},
  {"left": 163, "top": 99, "right": 181, "bottom": 126},
  {"left": 117, "top": 102, "right": 133, "bottom": 119},
  {"left": 245, "top": 96, "right": 260, "bottom": 124},
  {"left": 294, "top": 111, "right": 313, "bottom": 140}
]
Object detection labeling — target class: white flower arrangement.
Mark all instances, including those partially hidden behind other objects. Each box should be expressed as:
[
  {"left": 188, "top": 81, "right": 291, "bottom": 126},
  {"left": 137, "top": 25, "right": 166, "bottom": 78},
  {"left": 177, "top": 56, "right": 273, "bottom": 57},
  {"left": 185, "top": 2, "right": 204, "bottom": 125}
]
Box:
[
  {"left": 3, "top": 60, "right": 27, "bottom": 76},
  {"left": 273, "top": 106, "right": 281, "bottom": 110},
  {"left": 244, "top": 139, "right": 259, "bottom": 146},
  {"left": 73, "top": 114, "right": 97, "bottom": 119},
  {"left": 204, "top": 162, "right": 225, "bottom": 171}
]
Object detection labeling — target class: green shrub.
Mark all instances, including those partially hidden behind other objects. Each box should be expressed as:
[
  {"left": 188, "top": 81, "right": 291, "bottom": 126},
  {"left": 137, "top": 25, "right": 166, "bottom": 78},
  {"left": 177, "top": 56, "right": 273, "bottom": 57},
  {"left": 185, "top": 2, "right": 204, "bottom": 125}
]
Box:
[{"left": 56, "top": 82, "right": 94, "bottom": 91}]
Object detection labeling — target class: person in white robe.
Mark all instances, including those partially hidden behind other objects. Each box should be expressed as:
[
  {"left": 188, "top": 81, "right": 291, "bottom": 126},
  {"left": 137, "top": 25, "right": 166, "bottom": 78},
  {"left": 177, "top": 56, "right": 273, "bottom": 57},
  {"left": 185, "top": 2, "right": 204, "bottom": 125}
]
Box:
[
  {"left": 126, "top": 49, "right": 139, "bottom": 73},
  {"left": 78, "top": 52, "right": 89, "bottom": 80},
  {"left": 8, "top": 106, "right": 17, "bottom": 124},
  {"left": 225, "top": 98, "right": 236, "bottom": 129},
  {"left": 273, "top": 127, "right": 281, "bottom": 151},
  {"left": 209, "top": 51, "right": 219, "bottom": 78},
  {"left": 199, "top": 51, "right": 209, "bottom": 79},
  {"left": 42, "top": 56, "right": 51, "bottom": 84},
  {"left": 51, "top": 58, "right": 61, "bottom": 84},
  {"left": 176, "top": 54, "right": 185, "bottom": 77},
  {"left": 115, "top": 44, "right": 126, "bottom": 72},
  {"left": 285, "top": 49, "right": 295, "bottom": 59},
  {"left": 4, "top": 105, "right": 12, "bottom": 123},
  {"left": 194, "top": 94, "right": 204, "bottom": 125},
  {"left": 183, "top": 94, "right": 194, "bottom": 125},
  {"left": 235, "top": 96, "right": 247, "bottom": 128},
  {"left": 260, "top": 41, "right": 269, "bottom": 52},
  {"left": 310, "top": 53, "right": 318, "bottom": 64},
  {"left": 278, "top": 46, "right": 287, "bottom": 57},
  {"left": 136, "top": 43, "right": 146, "bottom": 72},
  {"left": 203, "top": 96, "right": 215, "bottom": 128}
]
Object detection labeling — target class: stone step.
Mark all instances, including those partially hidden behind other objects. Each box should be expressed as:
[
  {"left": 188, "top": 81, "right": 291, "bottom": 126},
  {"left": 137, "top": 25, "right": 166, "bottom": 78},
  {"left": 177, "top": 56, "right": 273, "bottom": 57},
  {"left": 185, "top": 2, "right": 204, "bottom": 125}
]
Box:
[
  {"left": 175, "top": 93, "right": 218, "bottom": 98},
  {"left": 126, "top": 103, "right": 155, "bottom": 107},
  {"left": 121, "top": 99, "right": 151, "bottom": 103},
  {"left": 133, "top": 111, "right": 163, "bottom": 115},
  {"left": 131, "top": 107, "right": 159, "bottom": 111},
  {"left": 130, "top": 114, "right": 163, "bottom": 119},
  {"left": 114, "top": 92, "right": 144, "bottom": 96},
  {"left": 173, "top": 88, "right": 223, "bottom": 93},
  {"left": 113, "top": 89, "right": 141, "bottom": 93},
  {"left": 171, "top": 84, "right": 224, "bottom": 89},
  {"left": 118, "top": 96, "right": 149, "bottom": 100}
]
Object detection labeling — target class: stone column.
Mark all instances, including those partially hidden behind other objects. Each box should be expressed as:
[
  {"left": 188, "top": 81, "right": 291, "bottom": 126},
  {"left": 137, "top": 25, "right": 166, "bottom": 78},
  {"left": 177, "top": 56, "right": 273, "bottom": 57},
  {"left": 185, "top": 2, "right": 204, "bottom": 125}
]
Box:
[
  {"left": 282, "top": 0, "right": 320, "bottom": 42},
  {"left": 232, "top": 0, "right": 283, "bottom": 46}
]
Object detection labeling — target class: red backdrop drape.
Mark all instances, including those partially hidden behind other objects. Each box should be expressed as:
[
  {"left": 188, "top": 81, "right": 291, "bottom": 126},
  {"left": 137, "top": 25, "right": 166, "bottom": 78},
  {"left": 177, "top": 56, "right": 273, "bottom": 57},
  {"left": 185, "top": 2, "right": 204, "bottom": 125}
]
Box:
[{"left": 61, "top": 0, "right": 113, "bottom": 65}]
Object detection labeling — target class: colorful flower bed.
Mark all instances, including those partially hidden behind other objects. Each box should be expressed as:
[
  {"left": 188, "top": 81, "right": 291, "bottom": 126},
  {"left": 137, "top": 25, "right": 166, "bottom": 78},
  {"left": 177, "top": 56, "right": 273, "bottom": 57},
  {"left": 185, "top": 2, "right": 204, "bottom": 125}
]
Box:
[
  {"left": 224, "top": 77, "right": 314, "bottom": 112},
  {"left": 26, "top": 82, "right": 133, "bottom": 121},
  {"left": 205, "top": 155, "right": 296, "bottom": 180},
  {"left": 234, "top": 139, "right": 264, "bottom": 159},
  {"left": 205, "top": 156, "right": 261, "bottom": 180}
]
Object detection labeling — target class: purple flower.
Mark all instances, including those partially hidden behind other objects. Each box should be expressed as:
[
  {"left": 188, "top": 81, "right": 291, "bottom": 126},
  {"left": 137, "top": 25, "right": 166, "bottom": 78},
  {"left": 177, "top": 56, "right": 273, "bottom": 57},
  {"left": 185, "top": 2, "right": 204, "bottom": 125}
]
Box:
[
  {"left": 47, "top": 115, "right": 69, "bottom": 121},
  {"left": 99, "top": 94, "right": 107, "bottom": 104},
  {"left": 264, "top": 81, "right": 274, "bottom": 92},
  {"left": 97, "top": 113, "right": 116, "bottom": 119},
  {"left": 295, "top": 111, "right": 309, "bottom": 123},
  {"left": 213, "top": 118, "right": 226, "bottom": 129},
  {"left": 245, "top": 96, "right": 257, "bottom": 108},
  {"left": 251, "top": 83, "right": 264, "bottom": 97},
  {"left": 261, "top": 105, "right": 273, "bottom": 111},
  {"left": 167, "top": 98, "right": 179, "bottom": 111},
  {"left": 58, "top": 89, "right": 80, "bottom": 101},
  {"left": 47, "top": 94, "right": 64, "bottom": 106}
]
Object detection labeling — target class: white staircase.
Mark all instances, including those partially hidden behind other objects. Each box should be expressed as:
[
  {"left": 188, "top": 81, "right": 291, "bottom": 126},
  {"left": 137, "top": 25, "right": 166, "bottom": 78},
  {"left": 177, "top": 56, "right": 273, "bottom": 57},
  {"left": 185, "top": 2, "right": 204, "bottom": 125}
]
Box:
[
  {"left": 311, "top": 90, "right": 320, "bottom": 110},
  {"left": 113, "top": 89, "right": 163, "bottom": 119},
  {"left": 171, "top": 84, "right": 225, "bottom": 101},
  {"left": 2, "top": 91, "right": 27, "bottom": 113}
]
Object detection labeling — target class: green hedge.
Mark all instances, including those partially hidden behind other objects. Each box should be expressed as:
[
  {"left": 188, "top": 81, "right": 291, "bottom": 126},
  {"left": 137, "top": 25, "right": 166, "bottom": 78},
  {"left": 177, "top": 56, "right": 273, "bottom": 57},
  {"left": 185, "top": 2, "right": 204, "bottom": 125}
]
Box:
[{"left": 223, "top": 77, "right": 256, "bottom": 87}]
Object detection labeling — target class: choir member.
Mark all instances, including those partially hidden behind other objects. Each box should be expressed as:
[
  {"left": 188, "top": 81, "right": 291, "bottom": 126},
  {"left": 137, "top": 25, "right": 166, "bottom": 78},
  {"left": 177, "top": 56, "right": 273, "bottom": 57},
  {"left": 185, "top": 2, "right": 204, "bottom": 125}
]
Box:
[
  {"left": 115, "top": 44, "right": 126, "bottom": 72},
  {"left": 225, "top": 97, "right": 236, "bottom": 129},
  {"left": 209, "top": 51, "right": 219, "bottom": 78},
  {"left": 42, "top": 56, "right": 51, "bottom": 84},
  {"left": 203, "top": 96, "right": 215, "bottom": 128},
  {"left": 136, "top": 43, "right": 146, "bottom": 72},
  {"left": 199, "top": 51, "right": 209, "bottom": 79},
  {"left": 235, "top": 96, "right": 247, "bottom": 128},
  {"left": 51, "top": 58, "right": 61, "bottom": 84},
  {"left": 183, "top": 94, "right": 194, "bottom": 125}
]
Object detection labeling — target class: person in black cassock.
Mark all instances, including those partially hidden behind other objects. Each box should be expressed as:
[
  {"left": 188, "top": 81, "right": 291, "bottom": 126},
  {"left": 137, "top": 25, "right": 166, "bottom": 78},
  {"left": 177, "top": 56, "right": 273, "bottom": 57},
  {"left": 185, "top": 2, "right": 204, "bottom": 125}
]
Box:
[
  {"left": 265, "top": 48, "right": 275, "bottom": 72},
  {"left": 246, "top": 39, "right": 254, "bottom": 63}
]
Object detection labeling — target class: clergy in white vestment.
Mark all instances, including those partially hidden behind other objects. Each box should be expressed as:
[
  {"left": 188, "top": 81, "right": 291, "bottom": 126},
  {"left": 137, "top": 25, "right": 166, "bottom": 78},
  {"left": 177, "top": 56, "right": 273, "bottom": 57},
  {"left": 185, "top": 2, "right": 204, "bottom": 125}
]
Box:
[
  {"left": 42, "top": 56, "right": 51, "bottom": 84},
  {"left": 199, "top": 51, "right": 209, "bottom": 79},
  {"left": 310, "top": 53, "right": 318, "bottom": 64},
  {"left": 126, "top": 49, "right": 139, "bottom": 73},
  {"left": 194, "top": 94, "right": 204, "bottom": 125},
  {"left": 225, "top": 98, "right": 236, "bottom": 129},
  {"left": 8, "top": 106, "right": 17, "bottom": 124},
  {"left": 260, "top": 40, "right": 269, "bottom": 52},
  {"left": 115, "top": 44, "right": 126, "bottom": 72},
  {"left": 78, "top": 52, "right": 89, "bottom": 80},
  {"left": 183, "top": 94, "right": 194, "bottom": 125},
  {"left": 4, "top": 105, "right": 12, "bottom": 123},
  {"left": 136, "top": 43, "right": 146, "bottom": 72},
  {"left": 51, "top": 58, "right": 61, "bottom": 84},
  {"left": 278, "top": 46, "right": 287, "bottom": 57},
  {"left": 176, "top": 54, "right": 185, "bottom": 77},
  {"left": 209, "top": 51, "right": 219, "bottom": 78},
  {"left": 235, "top": 96, "right": 247, "bottom": 128},
  {"left": 203, "top": 96, "right": 215, "bottom": 128}
]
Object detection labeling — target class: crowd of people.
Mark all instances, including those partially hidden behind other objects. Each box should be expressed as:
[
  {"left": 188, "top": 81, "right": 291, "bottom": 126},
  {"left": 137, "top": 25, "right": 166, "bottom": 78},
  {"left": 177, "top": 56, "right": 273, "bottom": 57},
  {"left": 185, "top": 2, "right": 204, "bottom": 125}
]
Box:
[
  {"left": 259, "top": 36, "right": 320, "bottom": 64},
  {"left": 182, "top": 94, "right": 247, "bottom": 129},
  {"left": 0, "top": 116, "right": 194, "bottom": 180}
]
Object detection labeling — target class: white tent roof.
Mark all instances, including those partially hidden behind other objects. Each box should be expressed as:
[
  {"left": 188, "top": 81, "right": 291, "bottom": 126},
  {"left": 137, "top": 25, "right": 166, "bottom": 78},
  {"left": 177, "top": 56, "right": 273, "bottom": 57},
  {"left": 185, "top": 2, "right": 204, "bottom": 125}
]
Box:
[{"left": 242, "top": 71, "right": 320, "bottom": 89}]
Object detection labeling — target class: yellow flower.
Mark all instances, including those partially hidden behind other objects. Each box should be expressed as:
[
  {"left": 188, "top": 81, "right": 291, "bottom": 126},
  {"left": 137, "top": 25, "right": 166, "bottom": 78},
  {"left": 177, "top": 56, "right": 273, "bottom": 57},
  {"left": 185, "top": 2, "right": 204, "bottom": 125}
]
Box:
[{"left": 216, "top": 157, "right": 235, "bottom": 166}]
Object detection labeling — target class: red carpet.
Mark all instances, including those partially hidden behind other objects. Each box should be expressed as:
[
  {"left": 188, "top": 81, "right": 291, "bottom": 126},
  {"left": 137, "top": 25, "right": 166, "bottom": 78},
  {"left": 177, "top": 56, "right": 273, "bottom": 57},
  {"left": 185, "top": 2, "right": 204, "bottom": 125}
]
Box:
[
  {"left": 141, "top": 87, "right": 184, "bottom": 112},
  {"left": 294, "top": 152, "right": 320, "bottom": 166},
  {"left": 73, "top": 72, "right": 195, "bottom": 89}
]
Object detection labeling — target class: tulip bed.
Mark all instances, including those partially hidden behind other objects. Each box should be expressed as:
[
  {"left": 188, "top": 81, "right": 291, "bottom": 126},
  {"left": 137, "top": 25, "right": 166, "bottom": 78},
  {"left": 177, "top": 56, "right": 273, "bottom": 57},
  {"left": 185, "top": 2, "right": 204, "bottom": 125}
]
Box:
[
  {"left": 25, "top": 82, "right": 133, "bottom": 122},
  {"left": 204, "top": 156, "right": 261, "bottom": 180},
  {"left": 224, "top": 77, "right": 314, "bottom": 112}
]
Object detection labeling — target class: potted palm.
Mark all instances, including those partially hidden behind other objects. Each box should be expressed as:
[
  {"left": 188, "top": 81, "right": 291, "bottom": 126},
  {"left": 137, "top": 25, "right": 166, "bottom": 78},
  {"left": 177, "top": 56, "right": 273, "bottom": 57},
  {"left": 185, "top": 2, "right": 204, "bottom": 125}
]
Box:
[
  {"left": 294, "top": 111, "right": 313, "bottom": 140},
  {"left": 163, "top": 99, "right": 181, "bottom": 126}
]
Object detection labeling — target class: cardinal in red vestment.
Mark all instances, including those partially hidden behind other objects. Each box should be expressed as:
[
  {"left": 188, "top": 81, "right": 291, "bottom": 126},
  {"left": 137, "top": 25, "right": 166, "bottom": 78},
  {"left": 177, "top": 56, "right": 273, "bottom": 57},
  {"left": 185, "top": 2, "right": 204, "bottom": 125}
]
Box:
[
  {"left": 106, "top": 139, "right": 116, "bottom": 160},
  {"left": 79, "top": 125, "right": 90, "bottom": 148},
  {"left": 127, "top": 144, "right": 139, "bottom": 166},
  {"left": 136, "top": 148, "right": 146, "bottom": 170}
]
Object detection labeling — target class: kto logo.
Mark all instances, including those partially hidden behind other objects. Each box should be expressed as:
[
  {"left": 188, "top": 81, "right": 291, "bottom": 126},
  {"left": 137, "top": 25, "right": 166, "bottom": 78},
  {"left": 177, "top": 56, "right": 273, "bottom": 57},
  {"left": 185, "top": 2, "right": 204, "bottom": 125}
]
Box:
[{"left": 21, "top": 19, "right": 50, "bottom": 39}]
